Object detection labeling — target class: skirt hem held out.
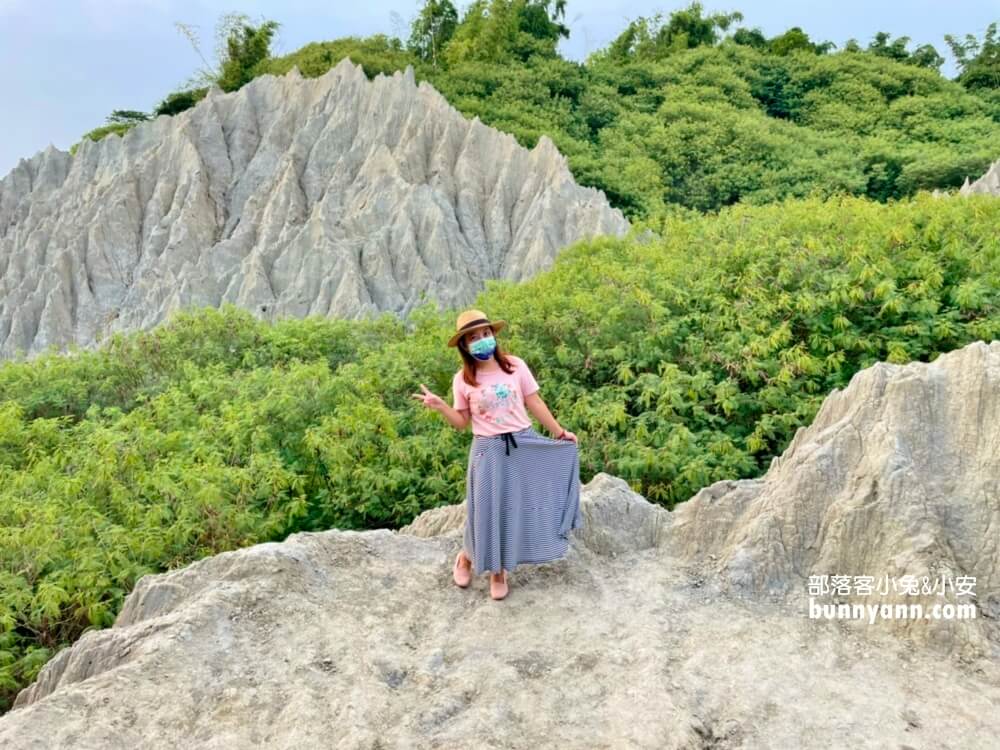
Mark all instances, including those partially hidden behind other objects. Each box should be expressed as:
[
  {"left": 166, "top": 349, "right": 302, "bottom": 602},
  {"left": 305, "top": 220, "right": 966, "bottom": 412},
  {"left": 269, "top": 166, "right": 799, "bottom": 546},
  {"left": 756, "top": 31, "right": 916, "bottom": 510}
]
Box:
[{"left": 463, "top": 426, "right": 583, "bottom": 576}]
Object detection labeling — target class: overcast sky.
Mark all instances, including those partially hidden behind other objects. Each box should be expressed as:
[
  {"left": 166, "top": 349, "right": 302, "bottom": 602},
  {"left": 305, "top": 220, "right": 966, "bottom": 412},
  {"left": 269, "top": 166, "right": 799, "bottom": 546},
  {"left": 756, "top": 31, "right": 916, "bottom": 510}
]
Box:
[{"left": 1, "top": 0, "right": 997, "bottom": 177}]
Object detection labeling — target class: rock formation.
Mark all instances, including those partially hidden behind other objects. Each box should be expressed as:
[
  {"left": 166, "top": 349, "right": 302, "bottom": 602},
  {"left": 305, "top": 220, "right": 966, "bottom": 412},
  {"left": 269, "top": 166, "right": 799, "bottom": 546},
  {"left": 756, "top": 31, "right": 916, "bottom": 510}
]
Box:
[
  {"left": 960, "top": 158, "right": 1000, "bottom": 195},
  {"left": 662, "top": 339, "right": 1000, "bottom": 656},
  {"left": 0, "top": 59, "right": 629, "bottom": 361},
  {"left": 2, "top": 341, "right": 998, "bottom": 748}
]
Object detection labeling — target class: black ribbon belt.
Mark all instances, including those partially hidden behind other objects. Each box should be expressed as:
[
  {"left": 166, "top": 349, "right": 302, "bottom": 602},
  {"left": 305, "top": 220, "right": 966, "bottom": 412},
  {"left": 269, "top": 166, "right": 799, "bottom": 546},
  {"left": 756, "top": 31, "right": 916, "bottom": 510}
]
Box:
[{"left": 501, "top": 432, "right": 519, "bottom": 456}]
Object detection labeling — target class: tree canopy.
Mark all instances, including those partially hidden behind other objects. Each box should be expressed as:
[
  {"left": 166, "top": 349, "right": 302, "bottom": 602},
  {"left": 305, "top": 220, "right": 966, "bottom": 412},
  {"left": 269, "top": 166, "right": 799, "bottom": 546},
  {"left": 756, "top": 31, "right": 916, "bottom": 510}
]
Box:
[{"left": 73, "top": 6, "right": 1000, "bottom": 216}]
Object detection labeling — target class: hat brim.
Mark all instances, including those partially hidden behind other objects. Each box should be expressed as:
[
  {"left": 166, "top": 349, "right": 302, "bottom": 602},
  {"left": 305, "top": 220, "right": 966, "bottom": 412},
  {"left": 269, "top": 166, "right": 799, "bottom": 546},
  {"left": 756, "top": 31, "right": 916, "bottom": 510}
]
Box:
[{"left": 448, "top": 320, "right": 507, "bottom": 347}]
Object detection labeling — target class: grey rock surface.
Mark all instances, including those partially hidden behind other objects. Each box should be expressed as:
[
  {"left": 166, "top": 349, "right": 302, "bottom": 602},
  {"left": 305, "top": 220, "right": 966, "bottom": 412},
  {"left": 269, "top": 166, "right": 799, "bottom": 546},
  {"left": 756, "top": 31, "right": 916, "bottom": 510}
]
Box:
[
  {"left": 0, "top": 59, "right": 629, "bottom": 361},
  {"left": 2, "top": 341, "right": 999, "bottom": 748},
  {"left": 960, "top": 158, "right": 1000, "bottom": 195},
  {"left": 662, "top": 339, "right": 1000, "bottom": 658}
]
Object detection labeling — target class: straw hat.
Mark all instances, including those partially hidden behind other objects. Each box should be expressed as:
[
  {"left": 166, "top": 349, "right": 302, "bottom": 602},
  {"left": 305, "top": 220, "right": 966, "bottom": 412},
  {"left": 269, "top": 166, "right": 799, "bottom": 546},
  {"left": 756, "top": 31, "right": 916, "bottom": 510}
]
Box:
[{"left": 448, "top": 309, "right": 507, "bottom": 347}]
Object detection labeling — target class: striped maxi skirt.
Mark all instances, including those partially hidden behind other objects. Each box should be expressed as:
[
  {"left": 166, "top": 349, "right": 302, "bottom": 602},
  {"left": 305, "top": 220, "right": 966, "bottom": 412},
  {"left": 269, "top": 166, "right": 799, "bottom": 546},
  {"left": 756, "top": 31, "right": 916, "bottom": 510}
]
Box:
[{"left": 462, "top": 426, "right": 583, "bottom": 575}]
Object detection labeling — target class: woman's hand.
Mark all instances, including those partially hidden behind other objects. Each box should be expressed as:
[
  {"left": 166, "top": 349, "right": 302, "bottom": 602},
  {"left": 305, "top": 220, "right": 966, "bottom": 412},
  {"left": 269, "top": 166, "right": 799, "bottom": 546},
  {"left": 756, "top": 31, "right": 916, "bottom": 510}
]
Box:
[
  {"left": 558, "top": 430, "right": 578, "bottom": 444},
  {"left": 411, "top": 383, "right": 447, "bottom": 411}
]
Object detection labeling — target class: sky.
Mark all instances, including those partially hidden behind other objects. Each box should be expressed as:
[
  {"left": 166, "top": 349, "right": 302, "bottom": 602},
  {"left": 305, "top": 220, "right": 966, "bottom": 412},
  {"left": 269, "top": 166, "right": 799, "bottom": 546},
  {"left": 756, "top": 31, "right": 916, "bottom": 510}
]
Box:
[{"left": 1, "top": 0, "right": 998, "bottom": 178}]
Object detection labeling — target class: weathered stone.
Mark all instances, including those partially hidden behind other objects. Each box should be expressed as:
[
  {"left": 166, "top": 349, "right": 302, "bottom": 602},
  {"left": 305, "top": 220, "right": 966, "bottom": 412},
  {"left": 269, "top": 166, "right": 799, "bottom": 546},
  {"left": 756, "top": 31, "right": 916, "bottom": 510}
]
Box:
[
  {"left": 0, "top": 58, "right": 628, "bottom": 360},
  {"left": 960, "top": 158, "right": 1000, "bottom": 195},
  {"left": 3, "top": 342, "right": 999, "bottom": 748},
  {"left": 662, "top": 339, "right": 1000, "bottom": 657}
]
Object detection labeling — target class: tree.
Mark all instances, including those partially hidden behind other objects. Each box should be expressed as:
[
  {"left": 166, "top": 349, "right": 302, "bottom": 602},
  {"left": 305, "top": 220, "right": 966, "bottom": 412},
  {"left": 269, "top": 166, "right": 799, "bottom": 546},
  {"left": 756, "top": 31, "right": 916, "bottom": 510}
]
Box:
[
  {"left": 217, "top": 19, "right": 281, "bottom": 91},
  {"left": 443, "top": 0, "right": 570, "bottom": 65},
  {"left": 731, "top": 26, "right": 767, "bottom": 50},
  {"left": 862, "top": 32, "right": 943, "bottom": 70},
  {"left": 106, "top": 110, "right": 151, "bottom": 124},
  {"left": 945, "top": 22, "right": 1000, "bottom": 90},
  {"left": 909, "top": 44, "right": 945, "bottom": 70},
  {"left": 143, "top": 14, "right": 279, "bottom": 121},
  {"left": 74, "top": 110, "right": 151, "bottom": 150},
  {"left": 597, "top": 2, "right": 743, "bottom": 62},
  {"left": 518, "top": 0, "right": 568, "bottom": 44},
  {"left": 407, "top": 0, "right": 459, "bottom": 67},
  {"left": 174, "top": 13, "right": 280, "bottom": 91},
  {"left": 769, "top": 27, "right": 835, "bottom": 56},
  {"left": 153, "top": 88, "right": 209, "bottom": 117}
]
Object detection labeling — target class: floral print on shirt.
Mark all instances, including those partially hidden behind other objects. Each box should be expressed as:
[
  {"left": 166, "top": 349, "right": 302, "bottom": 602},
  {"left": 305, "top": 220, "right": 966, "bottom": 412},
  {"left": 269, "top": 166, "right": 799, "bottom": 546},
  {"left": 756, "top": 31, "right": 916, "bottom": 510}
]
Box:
[{"left": 472, "top": 382, "right": 520, "bottom": 425}]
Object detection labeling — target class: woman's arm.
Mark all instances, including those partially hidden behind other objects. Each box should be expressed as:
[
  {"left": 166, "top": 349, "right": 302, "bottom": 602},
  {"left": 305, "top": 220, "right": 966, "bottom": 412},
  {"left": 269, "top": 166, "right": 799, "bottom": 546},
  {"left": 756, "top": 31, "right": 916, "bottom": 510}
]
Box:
[
  {"left": 524, "top": 392, "right": 563, "bottom": 437},
  {"left": 437, "top": 404, "right": 471, "bottom": 431},
  {"left": 412, "top": 383, "right": 470, "bottom": 430}
]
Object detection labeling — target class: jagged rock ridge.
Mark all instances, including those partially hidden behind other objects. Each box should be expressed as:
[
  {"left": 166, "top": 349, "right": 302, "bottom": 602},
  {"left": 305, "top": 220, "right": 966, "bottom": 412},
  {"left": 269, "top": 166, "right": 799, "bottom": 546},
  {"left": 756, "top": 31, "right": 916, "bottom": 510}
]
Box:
[
  {"left": 2, "top": 341, "right": 998, "bottom": 748},
  {"left": 662, "top": 339, "right": 1000, "bottom": 654},
  {"left": 960, "top": 158, "right": 1000, "bottom": 195},
  {"left": 0, "top": 58, "right": 629, "bottom": 360}
]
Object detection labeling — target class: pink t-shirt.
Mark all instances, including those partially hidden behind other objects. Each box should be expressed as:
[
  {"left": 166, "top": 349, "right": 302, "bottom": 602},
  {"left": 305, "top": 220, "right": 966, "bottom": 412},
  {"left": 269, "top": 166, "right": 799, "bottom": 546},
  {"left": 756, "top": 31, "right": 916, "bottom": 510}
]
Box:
[{"left": 452, "top": 355, "right": 540, "bottom": 436}]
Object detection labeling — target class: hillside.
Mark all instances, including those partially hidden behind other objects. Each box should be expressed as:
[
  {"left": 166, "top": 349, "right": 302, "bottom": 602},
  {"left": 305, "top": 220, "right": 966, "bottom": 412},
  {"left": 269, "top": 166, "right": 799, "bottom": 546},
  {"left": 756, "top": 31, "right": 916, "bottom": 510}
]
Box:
[
  {"left": 0, "top": 59, "right": 627, "bottom": 361},
  {"left": 68, "top": 7, "right": 1000, "bottom": 216}
]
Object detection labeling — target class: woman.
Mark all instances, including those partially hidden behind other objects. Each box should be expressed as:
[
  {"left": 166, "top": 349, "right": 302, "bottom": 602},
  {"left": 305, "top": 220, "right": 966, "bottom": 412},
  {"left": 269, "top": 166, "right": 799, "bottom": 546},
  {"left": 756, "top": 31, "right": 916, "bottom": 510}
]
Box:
[{"left": 411, "top": 309, "right": 582, "bottom": 601}]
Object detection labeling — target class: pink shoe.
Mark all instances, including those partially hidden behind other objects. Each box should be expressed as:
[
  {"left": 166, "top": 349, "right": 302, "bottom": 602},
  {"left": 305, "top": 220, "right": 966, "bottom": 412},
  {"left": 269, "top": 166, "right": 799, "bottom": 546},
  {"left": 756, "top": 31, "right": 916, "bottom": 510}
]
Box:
[
  {"left": 490, "top": 570, "right": 509, "bottom": 600},
  {"left": 453, "top": 550, "right": 472, "bottom": 588}
]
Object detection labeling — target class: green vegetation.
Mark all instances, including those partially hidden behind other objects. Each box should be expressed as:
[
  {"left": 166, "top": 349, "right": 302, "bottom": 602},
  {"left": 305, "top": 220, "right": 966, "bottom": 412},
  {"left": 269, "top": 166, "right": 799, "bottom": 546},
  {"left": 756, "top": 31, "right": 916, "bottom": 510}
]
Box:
[
  {"left": 71, "top": 110, "right": 152, "bottom": 154},
  {"left": 2, "top": 193, "right": 999, "bottom": 708},
  {"left": 74, "top": 3, "right": 1000, "bottom": 215},
  {"left": 10, "top": 0, "right": 1000, "bottom": 716},
  {"left": 70, "top": 13, "right": 281, "bottom": 151},
  {"left": 946, "top": 21, "right": 1000, "bottom": 91},
  {"left": 262, "top": 35, "right": 415, "bottom": 79},
  {"left": 153, "top": 87, "right": 209, "bottom": 116},
  {"left": 845, "top": 32, "right": 944, "bottom": 70},
  {"left": 440, "top": 0, "right": 569, "bottom": 65},
  {"left": 407, "top": 0, "right": 459, "bottom": 67},
  {"left": 216, "top": 19, "right": 280, "bottom": 92}
]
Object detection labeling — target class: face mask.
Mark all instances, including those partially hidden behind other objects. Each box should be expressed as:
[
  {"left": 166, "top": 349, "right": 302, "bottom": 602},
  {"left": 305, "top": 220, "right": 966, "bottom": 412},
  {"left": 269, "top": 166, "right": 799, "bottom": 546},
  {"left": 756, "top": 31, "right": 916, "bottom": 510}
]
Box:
[{"left": 469, "top": 335, "right": 496, "bottom": 361}]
